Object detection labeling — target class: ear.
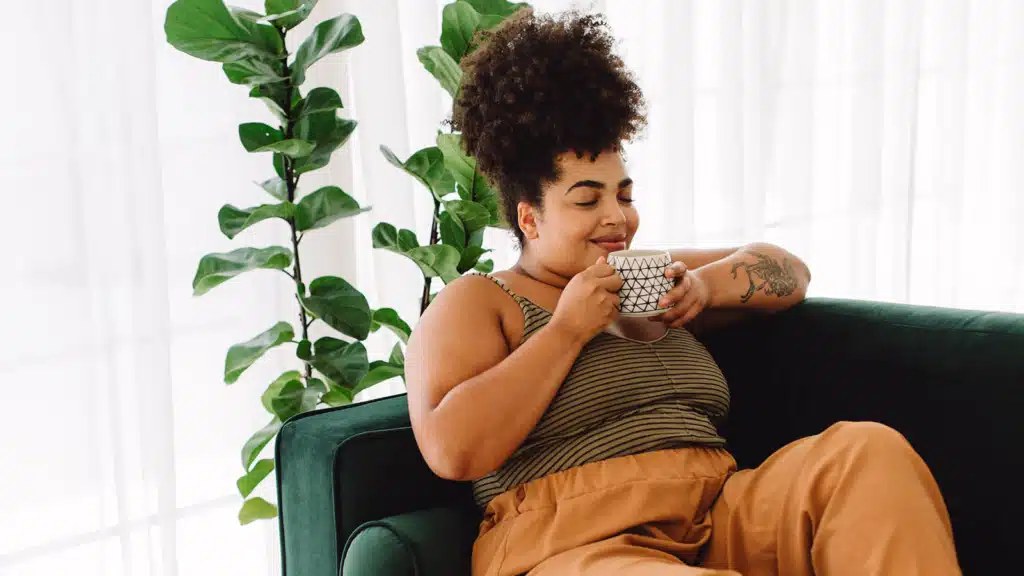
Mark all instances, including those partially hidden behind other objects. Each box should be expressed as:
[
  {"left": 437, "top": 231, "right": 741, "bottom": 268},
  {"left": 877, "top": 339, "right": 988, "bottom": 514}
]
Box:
[{"left": 517, "top": 201, "right": 540, "bottom": 241}]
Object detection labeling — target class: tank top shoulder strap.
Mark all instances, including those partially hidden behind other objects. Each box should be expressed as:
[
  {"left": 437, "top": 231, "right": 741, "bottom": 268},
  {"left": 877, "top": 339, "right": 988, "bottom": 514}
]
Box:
[
  {"left": 472, "top": 272, "right": 530, "bottom": 308},
  {"left": 471, "top": 273, "right": 552, "bottom": 343}
]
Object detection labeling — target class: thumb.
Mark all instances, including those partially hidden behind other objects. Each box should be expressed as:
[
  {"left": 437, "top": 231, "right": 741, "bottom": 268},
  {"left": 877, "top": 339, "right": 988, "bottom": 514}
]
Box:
[{"left": 595, "top": 256, "right": 607, "bottom": 265}]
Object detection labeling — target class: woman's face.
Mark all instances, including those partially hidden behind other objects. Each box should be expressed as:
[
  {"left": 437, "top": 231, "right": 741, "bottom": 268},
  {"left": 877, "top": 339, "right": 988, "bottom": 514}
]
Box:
[{"left": 518, "top": 150, "right": 639, "bottom": 278}]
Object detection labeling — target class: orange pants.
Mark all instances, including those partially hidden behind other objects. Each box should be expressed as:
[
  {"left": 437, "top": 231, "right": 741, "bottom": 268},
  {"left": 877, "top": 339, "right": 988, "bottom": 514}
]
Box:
[{"left": 472, "top": 422, "right": 960, "bottom": 575}]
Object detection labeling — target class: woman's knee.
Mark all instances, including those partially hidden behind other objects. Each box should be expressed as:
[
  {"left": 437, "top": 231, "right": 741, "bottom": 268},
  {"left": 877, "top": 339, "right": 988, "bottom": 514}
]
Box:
[{"left": 820, "top": 421, "right": 915, "bottom": 458}]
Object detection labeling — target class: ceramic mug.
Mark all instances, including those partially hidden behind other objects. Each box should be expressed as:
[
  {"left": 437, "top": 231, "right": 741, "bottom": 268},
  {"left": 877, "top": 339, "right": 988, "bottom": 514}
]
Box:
[{"left": 606, "top": 249, "right": 674, "bottom": 316}]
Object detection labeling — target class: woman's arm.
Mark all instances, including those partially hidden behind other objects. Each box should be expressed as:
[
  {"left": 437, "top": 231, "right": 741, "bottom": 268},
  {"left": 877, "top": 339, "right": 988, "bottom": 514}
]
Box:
[
  {"left": 405, "top": 277, "right": 588, "bottom": 482},
  {"left": 695, "top": 243, "right": 811, "bottom": 310},
  {"left": 657, "top": 243, "right": 811, "bottom": 333}
]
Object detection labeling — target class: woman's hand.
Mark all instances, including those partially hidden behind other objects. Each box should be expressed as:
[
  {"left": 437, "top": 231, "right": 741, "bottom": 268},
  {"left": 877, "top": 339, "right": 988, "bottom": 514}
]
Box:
[
  {"left": 652, "top": 261, "right": 712, "bottom": 328},
  {"left": 551, "top": 257, "right": 623, "bottom": 343}
]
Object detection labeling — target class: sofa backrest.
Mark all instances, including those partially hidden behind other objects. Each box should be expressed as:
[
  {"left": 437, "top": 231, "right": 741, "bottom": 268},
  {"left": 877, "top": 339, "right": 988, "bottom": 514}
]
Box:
[{"left": 702, "top": 298, "right": 1024, "bottom": 575}]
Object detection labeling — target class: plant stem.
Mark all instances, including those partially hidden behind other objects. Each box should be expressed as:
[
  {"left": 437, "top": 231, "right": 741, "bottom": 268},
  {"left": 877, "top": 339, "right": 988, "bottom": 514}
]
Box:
[
  {"left": 419, "top": 274, "right": 431, "bottom": 315},
  {"left": 420, "top": 198, "right": 442, "bottom": 314},
  {"left": 280, "top": 47, "right": 313, "bottom": 381}
]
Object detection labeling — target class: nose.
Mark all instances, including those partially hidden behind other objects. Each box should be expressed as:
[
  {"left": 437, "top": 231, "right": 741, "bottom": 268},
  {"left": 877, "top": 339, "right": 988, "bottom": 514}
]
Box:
[{"left": 600, "top": 201, "right": 627, "bottom": 227}]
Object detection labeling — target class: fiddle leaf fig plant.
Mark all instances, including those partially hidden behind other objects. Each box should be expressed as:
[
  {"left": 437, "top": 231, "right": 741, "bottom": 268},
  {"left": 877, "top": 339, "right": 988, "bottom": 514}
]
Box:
[
  {"left": 376, "top": 0, "right": 527, "bottom": 313},
  {"left": 165, "top": 0, "right": 405, "bottom": 525}
]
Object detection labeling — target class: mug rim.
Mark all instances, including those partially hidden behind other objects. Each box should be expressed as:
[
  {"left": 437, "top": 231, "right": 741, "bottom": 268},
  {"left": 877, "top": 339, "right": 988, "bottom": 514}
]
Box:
[{"left": 607, "top": 249, "right": 669, "bottom": 259}]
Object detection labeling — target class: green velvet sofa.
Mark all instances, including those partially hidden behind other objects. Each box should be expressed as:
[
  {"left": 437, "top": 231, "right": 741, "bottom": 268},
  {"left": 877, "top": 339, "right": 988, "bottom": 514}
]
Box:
[{"left": 275, "top": 298, "right": 1024, "bottom": 575}]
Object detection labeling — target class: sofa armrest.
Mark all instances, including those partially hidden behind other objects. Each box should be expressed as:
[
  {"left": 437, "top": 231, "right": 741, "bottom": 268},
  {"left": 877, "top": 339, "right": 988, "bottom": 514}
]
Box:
[
  {"left": 341, "top": 507, "right": 478, "bottom": 576},
  {"left": 275, "top": 394, "right": 475, "bottom": 576}
]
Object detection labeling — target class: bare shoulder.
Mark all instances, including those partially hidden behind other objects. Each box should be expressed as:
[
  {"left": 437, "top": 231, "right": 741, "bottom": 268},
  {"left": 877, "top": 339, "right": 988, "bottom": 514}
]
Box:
[
  {"left": 405, "top": 274, "right": 518, "bottom": 414},
  {"left": 427, "top": 273, "right": 514, "bottom": 320}
]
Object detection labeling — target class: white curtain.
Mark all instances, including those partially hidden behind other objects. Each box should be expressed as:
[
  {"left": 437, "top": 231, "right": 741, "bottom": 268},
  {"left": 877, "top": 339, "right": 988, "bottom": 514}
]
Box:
[{"left": 1, "top": 1, "right": 1021, "bottom": 575}]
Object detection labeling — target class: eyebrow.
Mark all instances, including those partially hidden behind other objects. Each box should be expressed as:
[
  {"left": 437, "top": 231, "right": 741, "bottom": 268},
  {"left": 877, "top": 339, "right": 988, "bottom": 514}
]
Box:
[{"left": 566, "top": 178, "right": 633, "bottom": 193}]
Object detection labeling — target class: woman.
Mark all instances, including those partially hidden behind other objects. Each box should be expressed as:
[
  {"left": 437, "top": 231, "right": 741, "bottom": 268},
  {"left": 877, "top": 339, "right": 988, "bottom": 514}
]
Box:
[{"left": 405, "top": 10, "right": 959, "bottom": 576}]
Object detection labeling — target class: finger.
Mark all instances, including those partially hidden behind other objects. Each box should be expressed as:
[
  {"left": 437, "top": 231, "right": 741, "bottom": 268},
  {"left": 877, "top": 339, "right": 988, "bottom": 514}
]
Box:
[
  {"left": 662, "top": 272, "right": 695, "bottom": 307},
  {"left": 598, "top": 272, "right": 623, "bottom": 292},
  {"left": 662, "top": 289, "right": 700, "bottom": 323},
  {"left": 588, "top": 262, "right": 618, "bottom": 278},
  {"left": 670, "top": 305, "right": 702, "bottom": 329},
  {"left": 665, "top": 261, "right": 688, "bottom": 279},
  {"left": 658, "top": 282, "right": 688, "bottom": 309}
]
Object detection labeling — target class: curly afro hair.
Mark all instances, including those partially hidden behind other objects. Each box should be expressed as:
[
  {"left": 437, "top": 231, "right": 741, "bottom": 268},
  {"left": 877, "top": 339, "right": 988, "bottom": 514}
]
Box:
[{"left": 452, "top": 9, "right": 647, "bottom": 244}]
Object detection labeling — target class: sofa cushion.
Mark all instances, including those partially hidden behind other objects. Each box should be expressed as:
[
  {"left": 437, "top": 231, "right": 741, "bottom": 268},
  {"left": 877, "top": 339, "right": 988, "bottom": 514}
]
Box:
[{"left": 341, "top": 507, "right": 478, "bottom": 576}]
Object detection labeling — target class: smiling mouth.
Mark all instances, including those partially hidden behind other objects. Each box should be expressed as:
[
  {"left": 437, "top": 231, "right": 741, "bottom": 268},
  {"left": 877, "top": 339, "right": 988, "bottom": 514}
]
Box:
[{"left": 590, "top": 236, "right": 627, "bottom": 251}]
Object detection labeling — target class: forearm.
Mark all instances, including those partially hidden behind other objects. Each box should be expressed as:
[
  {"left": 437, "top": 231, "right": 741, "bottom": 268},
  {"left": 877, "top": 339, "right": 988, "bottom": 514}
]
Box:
[
  {"left": 695, "top": 243, "right": 810, "bottom": 310},
  {"left": 425, "top": 321, "right": 584, "bottom": 480}
]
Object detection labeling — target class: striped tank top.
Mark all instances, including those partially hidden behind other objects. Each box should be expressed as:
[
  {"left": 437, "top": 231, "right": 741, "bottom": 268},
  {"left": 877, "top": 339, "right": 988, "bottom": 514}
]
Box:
[{"left": 471, "top": 274, "right": 731, "bottom": 509}]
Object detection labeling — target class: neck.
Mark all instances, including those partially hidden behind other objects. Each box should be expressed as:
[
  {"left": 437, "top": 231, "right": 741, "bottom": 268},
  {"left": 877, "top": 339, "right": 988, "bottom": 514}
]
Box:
[{"left": 514, "top": 249, "right": 571, "bottom": 289}]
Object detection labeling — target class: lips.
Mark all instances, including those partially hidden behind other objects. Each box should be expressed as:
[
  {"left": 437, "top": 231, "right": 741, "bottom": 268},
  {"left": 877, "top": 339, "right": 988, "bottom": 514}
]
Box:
[{"left": 590, "top": 235, "right": 627, "bottom": 252}]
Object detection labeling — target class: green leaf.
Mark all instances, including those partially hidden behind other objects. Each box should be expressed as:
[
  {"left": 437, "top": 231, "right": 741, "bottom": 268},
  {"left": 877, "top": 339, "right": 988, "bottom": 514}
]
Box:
[
  {"left": 236, "top": 459, "right": 274, "bottom": 498},
  {"left": 239, "top": 497, "right": 278, "bottom": 525},
  {"left": 267, "top": 379, "right": 303, "bottom": 419},
  {"left": 239, "top": 122, "right": 282, "bottom": 152},
  {"left": 369, "top": 308, "right": 411, "bottom": 343},
  {"left": 295, "top": 186, "right": 368, "bottom": 232},
  {"left": 253, "top": 139, "right": 316, "bottom": 158},
  {"left": 380, "top": 146, "right": 456, "bottom": 201},
  {"left": 299, "top": 276, "right": 372, "bottom": 340},
  {"left": 437, "top": 133, "right": 503, "bottom": 227},
  {"left": 372, "top": 222, "right": 420, "bottom": 253},
  {"left": 296, "top": 339, "right": 312, "bottom": 360},
  {"left": 265, "top": 0, "right": 318, "bottom": 30},
  {"left": 468, "top": 226, "right": 486, "bottom": 248},
  {"left": 353, "top": 363, "right": 403, "bottom": 396},
  {"left": 291, "top": 14, "right": 364, "bottom": 85},
  {"left": 230, "top": 8, "right": 285, "bottom": 56},
  {"left": 307, "top": 377, "right": 327, "bottom": 394},
  {"left": 273, "top": 152, "right": 286, "bottom": 179},
  {"left": 218, "top": 202, "right": 294, "bottom": 239},
  {"left": 223, "top": 58, "right": 285, "bottom": 85},
  {"left": 250, "top": 82, "right": 290, "bottom": 121},
  {"left": 257, "top": 177, "right": 287, "bottom": 201},
  {"left": 439, "top": 211, "right": 466, "bottom": 249},
  {"left": 266, "top": 379, "right": 318, "bottom": 421},
  {"left": 225, "top": 322, "right": 294, "bottom": 384},
  {"left": 417, "top": 46, "right": 462, "bottom": 97},
  {"left": 444, "top": 199, "right": 490, "bottom": 234},
  {"left": 261, "top": 370, "right": 303, "bottom": 413},
  {"left": 309, "top": 338, "right": 369, "bottom": 388},
  {"left": 241, "top": 418, "right": 282, "bottom": 470},
  {"left": 165, "top": 0, "right": 271, "bottom": 63},
  {"left": 297, "top": 87, "right": 343, "bottom": 119},
  {"left": 458, "top": 0, "right": 527, "bottom": 17},
  {"left": 373, "top": 223, "right": 460, "bottom": 282},
  {"left": 321, "top": 384, "right": 353, "bottom": 407},
  {"left": 458, "top": 245, "right": 492, "bottom": 273},
  {"left": 441, "top": 2, "right": 501, "bottom": 62},
  {"left": 293, "top": 113, "right": 357, "bottom": 174},
  {"left": 407, "top": 245, "right": 462, "bottom": 284},
  {"left": 474, "top": 258, "right": 495, "bottom": 273},
  {"left": 389, "top": 343, "right": 405, "bottom": 367},
  {"left": 193, "top": 246, "right": 292, "bottom": 296}
]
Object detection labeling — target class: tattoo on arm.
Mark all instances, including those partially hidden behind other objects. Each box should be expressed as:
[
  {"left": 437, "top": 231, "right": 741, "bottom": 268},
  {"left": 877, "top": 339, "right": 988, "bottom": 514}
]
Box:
[{"left": 729, "top": 250, "right": 799, "bottom": 303}]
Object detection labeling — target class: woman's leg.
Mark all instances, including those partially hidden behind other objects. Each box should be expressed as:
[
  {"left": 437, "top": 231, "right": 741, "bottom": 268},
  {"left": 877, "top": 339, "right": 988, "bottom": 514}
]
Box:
[
  {"left": 702, "top": 421, "right": 960, "bottom": 576},
  {"left": 529, "top": 533, "right": 741, "bottom": 576}
]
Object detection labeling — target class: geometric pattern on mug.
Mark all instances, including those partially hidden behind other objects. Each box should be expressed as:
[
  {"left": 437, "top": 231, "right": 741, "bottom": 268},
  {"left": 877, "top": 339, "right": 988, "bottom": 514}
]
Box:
[{"left": 617, "top": 256, "right": 675, "bottom": 313}]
